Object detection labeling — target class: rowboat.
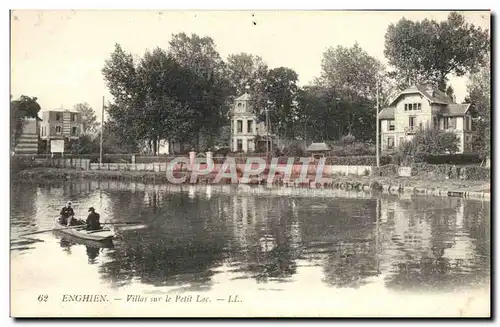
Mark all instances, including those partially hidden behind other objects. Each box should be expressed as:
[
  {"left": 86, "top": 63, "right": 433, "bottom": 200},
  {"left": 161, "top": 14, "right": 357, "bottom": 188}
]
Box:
[{"left": 53, "top": 216, "right": 115, "bottom": 242}]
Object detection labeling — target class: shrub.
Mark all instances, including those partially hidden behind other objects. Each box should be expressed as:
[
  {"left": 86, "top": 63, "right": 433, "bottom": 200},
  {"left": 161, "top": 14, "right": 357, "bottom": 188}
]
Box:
[
  {"left": 339, "top": 134, "right": 356, "bottom": 145},
  {"left": 370, "top": 180, "right": 383, "bottom": 191},
  {"left": 372, "top": 164, "right": 399, "bottom": 177},
  {"left": 282, "top": 143, "right": 305, "bottom": 157},
  {"left": 463, "top": 166, "right": 490, "bottom": 180},
  {"left": 399, "top": 128, "right": 460, "bottom": 164}
]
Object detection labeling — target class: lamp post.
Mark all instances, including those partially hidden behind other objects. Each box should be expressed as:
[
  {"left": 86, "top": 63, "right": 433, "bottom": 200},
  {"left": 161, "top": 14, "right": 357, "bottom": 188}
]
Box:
[
  {"left": 375, "top": 76, "right": 380, "bottom": 168},
  {"left": 99, "top": 96, "right": 105, "bottom": 165},
  {"left": 304, "top": 116, "right": 311, "bottom": 150}
]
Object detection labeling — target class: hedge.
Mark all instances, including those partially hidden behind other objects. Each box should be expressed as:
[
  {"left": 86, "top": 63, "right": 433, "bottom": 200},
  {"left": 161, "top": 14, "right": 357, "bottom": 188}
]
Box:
[{"left": 424, "top": 153, "right": 482, "bottom": 165}]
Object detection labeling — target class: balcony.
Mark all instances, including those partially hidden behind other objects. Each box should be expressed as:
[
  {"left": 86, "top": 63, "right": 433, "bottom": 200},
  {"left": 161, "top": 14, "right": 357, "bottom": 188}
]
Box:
[{"left": 404, "top": 126, "right": 421, "bottom": 135}]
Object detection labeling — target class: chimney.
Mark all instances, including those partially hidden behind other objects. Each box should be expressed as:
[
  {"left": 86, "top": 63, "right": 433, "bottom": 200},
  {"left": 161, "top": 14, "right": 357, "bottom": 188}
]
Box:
[{"left": 425, "top": 84, "right": 434, "bottom": 97}]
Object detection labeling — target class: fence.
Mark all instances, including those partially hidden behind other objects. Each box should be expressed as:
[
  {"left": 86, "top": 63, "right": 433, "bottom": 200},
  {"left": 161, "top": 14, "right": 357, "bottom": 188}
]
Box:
[{"left": 34, "top": 158, "right": 91, "bottom": 170}]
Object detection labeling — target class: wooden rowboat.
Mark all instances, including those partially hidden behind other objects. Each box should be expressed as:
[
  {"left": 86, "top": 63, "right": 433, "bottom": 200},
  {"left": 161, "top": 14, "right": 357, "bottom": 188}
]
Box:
[{"left": 53, "top": 216, "right": 115, "bottom": 242}]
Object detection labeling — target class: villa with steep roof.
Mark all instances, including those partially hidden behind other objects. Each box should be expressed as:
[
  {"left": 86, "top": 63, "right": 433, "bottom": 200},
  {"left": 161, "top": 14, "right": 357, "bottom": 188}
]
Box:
[{"left": 378, "top": 84, "right": 473, "bottom": 153}]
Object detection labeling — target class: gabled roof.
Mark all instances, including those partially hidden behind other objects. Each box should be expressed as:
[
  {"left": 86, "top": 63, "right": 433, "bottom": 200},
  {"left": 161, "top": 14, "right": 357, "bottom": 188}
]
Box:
[
  {"left": 378, "top": 107, "right": 395, "bottom": 120},
  {"left": 388, "top": 84, "right": 454, "bottom": 107},
  {"left": 235, "top": 93, "right": 251, "bottom": 101},
  {"left": 306, "top": 142, "right": 331, "bottom": 152},
  {"left": 440, "top": 103, "right": 471, "bottom": 117}
]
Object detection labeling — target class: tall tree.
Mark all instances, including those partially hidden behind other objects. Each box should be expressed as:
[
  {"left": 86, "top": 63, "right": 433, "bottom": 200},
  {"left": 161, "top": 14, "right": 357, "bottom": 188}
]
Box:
[
  {"left": 252, "top": 67, "right": 300, "bottom": 147},
  {"left": 317, "top": 43, "right": 384, "bottom": 140},
  {"left": 384, "top": 12, "right": 490, "bottom": 90},
  {"left": 465, "top": 56, "right": 490, "bottom": 159},
  {"left": 10, "top": 95, "right": 41, "bottom": 150},
  {"left": 168, "top": 33, "right": 232, "bottom": 149},
  {"left": 226, "top": 53, "right": 268, "bottom": 96},
  {"left": 73, "top": 103, "right": 98, "bottom": 135},
  {"left": 102, "top": 43, "right": 147, "bottom": 152}
]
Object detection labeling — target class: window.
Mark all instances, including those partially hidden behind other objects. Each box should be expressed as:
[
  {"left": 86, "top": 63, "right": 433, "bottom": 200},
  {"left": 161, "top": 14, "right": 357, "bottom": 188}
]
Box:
[
  {"left": 56, "top": 113, "right": 61, "bottom": 121},
  {"left": 56, "top": 126, "right": 62, "bottom": 134},
  {"left": 465, "top": 116, "right": 471, "bottom": 130},
  {"left": 433, "top": 116, "right": 438, "bottom": 129},
  {"left": 417, "top": 103, "right": 422, "bottom": 110},
  {"left": 388, "top": 120, "right": 395, "bottom": 131},
  {"left": 409, "top": 104, "right": 413, "bottom": 111},
  {"left": 237, "top": 120, "right": 243, "bottom": 133},
  {"left": 387, "top": 137, "right": 394, "bottom": 150},
  {"left": 247, "top": 120, "right": 253, "bottom": 133},
  {"left": 409, "top": 116, "right": 416, "bottom": 129},
  {"left": 404, "top": 104, "right": 408, "bottom": 111},
  {"left": 71, "top": 127, "right": 77, "bottom": 135},
  {"left": 444, "top": 117, "right": 456, "bottom": 129},
  {"left": 237, "top": 139, "right": 243, "bottom": 151},
  {"left": 72, "top": 113, "right": 77, "bottom": 122}
]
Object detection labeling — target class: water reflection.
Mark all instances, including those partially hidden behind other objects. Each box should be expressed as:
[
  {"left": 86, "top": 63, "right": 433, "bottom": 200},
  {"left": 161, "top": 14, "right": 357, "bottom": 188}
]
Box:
[{"left": 10, "top": 181, "right": 490, "bottom": 295}]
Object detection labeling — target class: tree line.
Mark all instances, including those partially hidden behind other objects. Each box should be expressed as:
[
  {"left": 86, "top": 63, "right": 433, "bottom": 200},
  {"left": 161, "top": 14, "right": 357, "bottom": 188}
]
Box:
[{"left": 10, "top": 13, "right": 490, "bottom": 159}]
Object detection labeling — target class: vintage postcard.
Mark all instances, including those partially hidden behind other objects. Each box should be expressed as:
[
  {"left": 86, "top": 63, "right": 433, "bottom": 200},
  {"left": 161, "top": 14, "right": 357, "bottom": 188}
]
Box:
[{"left": 10, "top": 9, "right": 491, "bottom": 318}]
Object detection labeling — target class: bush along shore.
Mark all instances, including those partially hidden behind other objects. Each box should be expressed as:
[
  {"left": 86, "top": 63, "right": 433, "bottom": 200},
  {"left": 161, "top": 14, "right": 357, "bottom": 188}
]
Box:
[{"left": 15, "top": 167, "right": 490, "bottom": 200}]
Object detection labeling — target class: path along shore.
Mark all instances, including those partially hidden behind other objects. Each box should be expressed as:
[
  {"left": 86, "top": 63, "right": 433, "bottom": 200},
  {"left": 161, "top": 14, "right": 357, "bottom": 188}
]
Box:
[{"left": 14, "top": 168, "right": 490, "bottom": 200}]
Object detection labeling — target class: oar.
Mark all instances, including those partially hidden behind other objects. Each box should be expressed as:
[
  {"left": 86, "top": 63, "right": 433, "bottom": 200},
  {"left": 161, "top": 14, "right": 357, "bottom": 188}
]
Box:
[
  {"left": 19, "top": 225, "right": 86, "bottom": 237},
  {"left": 101, "top": 222, "right": 144, "bottom": 225}
]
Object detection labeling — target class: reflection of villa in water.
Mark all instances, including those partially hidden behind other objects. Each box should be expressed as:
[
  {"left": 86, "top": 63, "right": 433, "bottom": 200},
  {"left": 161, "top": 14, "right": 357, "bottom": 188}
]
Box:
[{"left": 377, "top": 197, "right": 488, "bottom": 291}]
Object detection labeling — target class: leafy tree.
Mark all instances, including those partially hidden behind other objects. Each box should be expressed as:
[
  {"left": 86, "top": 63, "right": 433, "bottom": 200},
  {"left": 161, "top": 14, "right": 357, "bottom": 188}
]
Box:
[
  {"left": 320, "top": 42, "right": 383, "bottom": 100},
  {"left": 226, "top": 53, "right": 268, "bottom": 96},
  {"left": 168, "top": 33, "right": 232, "bottom": 149},
  {"left": 102, "top": 43, "right": 145, "bottom": 152},
  {"left": 384, "top": 12, "right": 490, "bottom": 90},
  {"left": 10, "top": 95, "right": 41, "bottom": 150},
  {"left": 251, "top": 67, "right": 300, "bottom": 147},
  {"left": 74, "top": 102, "right": 99, "bottom": 135},
  {"left": 465, "top": 56, "right": 490, "bottom": 159},
  {"left": 309, "top": 43, "right": 384, "bottom": 141}
]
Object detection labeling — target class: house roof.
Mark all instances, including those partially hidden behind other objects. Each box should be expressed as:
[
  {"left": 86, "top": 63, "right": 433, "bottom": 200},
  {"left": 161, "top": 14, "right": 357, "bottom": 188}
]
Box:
[
  {"left": 235, "top": 93, "right": 251, "bottom": 101},
  {"left": 378, "top": 107, "right": 395, "bottom": 120},
  {"left": 388, "top": 84, "right": 454, "bottom": 107},
  {"left": 440, "top": 103, "right": 471, "bottom": 117},
  {"left": 306, "top": 142, "right": 331, "bottom": 152}
]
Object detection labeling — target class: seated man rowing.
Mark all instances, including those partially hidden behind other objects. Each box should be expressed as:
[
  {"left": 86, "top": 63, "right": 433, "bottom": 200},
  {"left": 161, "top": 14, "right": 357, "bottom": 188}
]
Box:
[{"left": 86, "top": 207, "right": 102, "bottom": 231}]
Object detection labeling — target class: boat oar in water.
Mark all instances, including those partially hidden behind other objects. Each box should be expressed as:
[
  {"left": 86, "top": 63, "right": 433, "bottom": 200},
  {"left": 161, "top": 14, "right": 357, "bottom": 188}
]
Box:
[
  {"left": 19, "top": 225, "right": 86, "bottom": 238},
  {"left": 19, "top": 222, "right": 146, "bottom": 238}
]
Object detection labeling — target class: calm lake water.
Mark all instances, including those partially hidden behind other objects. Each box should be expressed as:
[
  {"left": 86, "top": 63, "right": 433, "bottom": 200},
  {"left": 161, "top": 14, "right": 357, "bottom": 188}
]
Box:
[{"left": 10, "top": 180, "right": 491, "bottom": 317}]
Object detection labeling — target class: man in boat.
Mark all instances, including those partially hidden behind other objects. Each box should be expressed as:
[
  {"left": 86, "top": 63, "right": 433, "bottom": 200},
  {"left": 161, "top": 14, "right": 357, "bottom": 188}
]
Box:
[
  {"left": 59, "top": 201, "right": 75, "bottom": 225},
  {"left": 86, "top": 207, "right": 101, "bottom": 231}
]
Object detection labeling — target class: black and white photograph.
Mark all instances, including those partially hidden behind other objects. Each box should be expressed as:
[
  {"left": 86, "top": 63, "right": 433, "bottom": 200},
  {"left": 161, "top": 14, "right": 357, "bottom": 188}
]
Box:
[{"left": 9, "top": 9, "right": 491, "bottom": 317}]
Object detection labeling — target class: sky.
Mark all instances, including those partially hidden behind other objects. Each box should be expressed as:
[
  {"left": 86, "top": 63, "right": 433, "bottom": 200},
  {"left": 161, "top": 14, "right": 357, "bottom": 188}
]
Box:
[{"left": 10, "top": 10, "right": 490, "bottom": 121}]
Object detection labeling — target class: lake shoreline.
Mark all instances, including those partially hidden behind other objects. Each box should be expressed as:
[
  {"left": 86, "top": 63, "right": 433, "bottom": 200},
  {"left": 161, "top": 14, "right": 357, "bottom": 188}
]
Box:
[{"left": 13, "top": 167, "right": 490, "bottom": 201}]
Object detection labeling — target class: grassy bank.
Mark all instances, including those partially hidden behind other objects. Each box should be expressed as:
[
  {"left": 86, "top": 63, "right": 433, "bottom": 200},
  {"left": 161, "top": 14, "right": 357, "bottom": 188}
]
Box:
[{"left": 13, "top": 167, "right": 490, "bottom": 195}]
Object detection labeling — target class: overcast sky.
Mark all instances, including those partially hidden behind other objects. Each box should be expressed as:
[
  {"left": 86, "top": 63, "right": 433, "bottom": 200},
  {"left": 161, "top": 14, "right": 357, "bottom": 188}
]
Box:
[{"left": 11, "top": 10, "right": 490, "bottom": 120}]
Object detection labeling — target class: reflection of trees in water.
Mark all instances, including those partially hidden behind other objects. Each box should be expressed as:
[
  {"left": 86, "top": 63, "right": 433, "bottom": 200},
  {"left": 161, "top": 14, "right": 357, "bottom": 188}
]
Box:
[
  {"left": 380, "top": 198, "right": 490, "bottom": 292},
  {"left": 10, "top": 183, "right": 38, "bottom": 231},
  {"left": 98, "top": 190, "right": 228, "bottom": 291},
  {"left": 224, "top": 196, "right": 299, "bottom": 283}
]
